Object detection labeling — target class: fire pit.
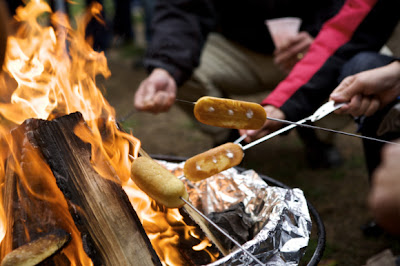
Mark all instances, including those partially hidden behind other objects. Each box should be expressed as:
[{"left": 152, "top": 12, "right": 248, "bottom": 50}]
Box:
[{"left": 151, "top": 154, "right": 326, "bottom": 266}]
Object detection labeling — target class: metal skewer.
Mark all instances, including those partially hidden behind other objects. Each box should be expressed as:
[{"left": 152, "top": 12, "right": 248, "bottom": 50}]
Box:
[
  {"left": 241, "top": 117, "right": 400, "bottom": 151},
  {"left": 180, "top": 196, "right": 265, "bottom": 265},
  {"left": 118, "top": 109, "right": 137, "bottom": 123},
  {"left": 267, "top": 117, "right": 400, "bottom": 146},
  {"left": 175, "top": 98, "right": 196, "bottom": 105},
  {"left": 242, "top": 118, "right": 305, "bottom": 150},
  {"left": 241, "top": 101, "right": 400, "bottom": 149},
  {"left": 233, "top": 134, "right": 247, "bottom": 144}
]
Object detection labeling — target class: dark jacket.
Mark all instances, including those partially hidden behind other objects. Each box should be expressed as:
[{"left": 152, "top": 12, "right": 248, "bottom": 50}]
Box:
[
  {"left": 144, "top": 0, "right": 345, "bottom": 86},
  {"left": 262, "top": 0, "right": 400, "bottom": 121}
]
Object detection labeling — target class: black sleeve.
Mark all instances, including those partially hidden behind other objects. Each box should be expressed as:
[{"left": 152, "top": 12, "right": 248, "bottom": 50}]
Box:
[
  {"left": 143, "top": 0, "right": 216, "bottom": 86},
  {"left": 299, "top": 0, "right": 346, "bottom": 37}
]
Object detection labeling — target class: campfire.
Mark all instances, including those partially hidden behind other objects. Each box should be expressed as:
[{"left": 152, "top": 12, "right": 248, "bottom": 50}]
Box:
[{"left": 0, "top": 1, "right": 221, "bottom": 265}]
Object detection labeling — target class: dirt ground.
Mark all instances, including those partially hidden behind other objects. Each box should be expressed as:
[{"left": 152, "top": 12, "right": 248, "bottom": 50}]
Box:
[{"left": 99, "top": 46, "right": 400, "bottom": 266}]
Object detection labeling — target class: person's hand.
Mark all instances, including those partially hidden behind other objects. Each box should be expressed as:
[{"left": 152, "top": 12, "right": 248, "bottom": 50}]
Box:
[
  {"left": 273, "top": 31, "right": 313, "bottom": 74},
  {"left": 239, "top": 105, "right": 285, "bottom": 142},
  {"left": 330, "top": 61, "right": 400, "bottom": 117},
  {"left": 368, "top": 140, "right": 400, "bottom": 235},
  {"left": 134, "top": 68, "right": 177, "bottom": 114}
]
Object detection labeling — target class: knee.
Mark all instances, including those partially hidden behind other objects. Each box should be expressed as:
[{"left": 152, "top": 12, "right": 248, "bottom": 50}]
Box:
[{"left": 339, "top": 52, "right": 394, "bottom": 82}]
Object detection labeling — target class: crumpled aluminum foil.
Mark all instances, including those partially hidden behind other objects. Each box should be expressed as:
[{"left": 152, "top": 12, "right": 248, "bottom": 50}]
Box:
[{"left": 158, "top": 160, "right": 312, "bottom": 266}]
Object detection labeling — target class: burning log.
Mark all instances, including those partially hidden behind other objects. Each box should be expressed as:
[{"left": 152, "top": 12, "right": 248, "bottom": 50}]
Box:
[
  {"left": 1, "top": 229, "right": 70, "bottom": 266},
  {"left": 1, "top": 112, "right": 161, "bottom": 265},
  {"left": 1, "top": 125, "right": 74, "bottom": 265}
]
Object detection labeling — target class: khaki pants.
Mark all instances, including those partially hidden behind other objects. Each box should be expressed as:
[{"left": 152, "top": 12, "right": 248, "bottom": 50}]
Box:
[{"left": 177, "top": 33, "right": 286, "bottom": 143}]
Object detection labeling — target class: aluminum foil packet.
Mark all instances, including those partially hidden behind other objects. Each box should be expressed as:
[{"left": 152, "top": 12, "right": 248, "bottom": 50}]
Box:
[{"left": 158, "top": 160, "right": 312, "bottom": 266}]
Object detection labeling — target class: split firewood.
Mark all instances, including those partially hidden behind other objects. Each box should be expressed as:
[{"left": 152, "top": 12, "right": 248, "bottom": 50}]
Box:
[
  {"left": 28, "top": 112, "right": 161, "bottom": 265},
  {"left": 0, "top": 124, "right": 72, "bottom": 263}
]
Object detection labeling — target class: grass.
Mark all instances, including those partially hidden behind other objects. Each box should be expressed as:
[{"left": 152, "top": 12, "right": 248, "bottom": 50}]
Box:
[
  {"left": 301, "top": 239, "right": 338, "bottom": 266},
  {"left": 69, "top": 0, "right": 114, "bottom": 18},
  {"left": 329, "top": 169, "right": 346, "bottom": 180},
  {"left": 119, "top": 44, "right": 145, "bottom": 58}
]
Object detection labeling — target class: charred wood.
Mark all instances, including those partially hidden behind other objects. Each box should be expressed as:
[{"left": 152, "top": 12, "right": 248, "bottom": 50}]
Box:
[
  {"left": 27, "top": 112, "right": 160, "bottom": 266},
  {"left": 1, "top": 229, "right": 70, "bottom": 266}
]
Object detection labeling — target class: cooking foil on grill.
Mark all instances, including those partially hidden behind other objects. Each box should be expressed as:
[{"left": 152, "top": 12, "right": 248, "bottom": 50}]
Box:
[{"left": 158, "top": 160, "right": 312, "bottom": 266}]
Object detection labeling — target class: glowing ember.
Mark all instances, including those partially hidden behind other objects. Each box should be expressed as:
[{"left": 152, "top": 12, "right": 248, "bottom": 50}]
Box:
[{"left": 0, "top": 0, "right": 217, "bottom": 265}]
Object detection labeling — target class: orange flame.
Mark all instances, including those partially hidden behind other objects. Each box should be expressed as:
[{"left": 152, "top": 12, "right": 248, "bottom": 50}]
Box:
[{"left": 0, "top": 0, "right": 217, "bottom": 265}]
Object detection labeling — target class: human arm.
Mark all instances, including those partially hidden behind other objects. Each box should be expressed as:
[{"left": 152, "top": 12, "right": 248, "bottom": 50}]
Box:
[
  {"left": 134, "top": 0, "right": 215, "bottom": 113},
  {"left": 134, "top": 68, "right": 177, "bottom": 113},
  {"left": 261, "top": 0, "right": 400, "bottom": 123},
  {"left": 143, "top": 0, "right": 216, "bottom": 86},
  {"left": 368, "top": 140, "right": 400, "bottom": 235},
  {"left": 329, "top": 61, "right": 400, "bottom": 117}
]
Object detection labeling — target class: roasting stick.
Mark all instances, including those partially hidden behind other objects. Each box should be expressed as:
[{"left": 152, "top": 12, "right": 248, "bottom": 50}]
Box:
[
  {"left": 233, "top": 133, "right": 247, "bottom": 144},
  {"left": 242, "top": 117, "right": 398, "bottom": 150},
  {"left": 179, "top": 99, "right": 400, "bottom": 182},
  {"left": 239, "top": 119, "right": 400, "bottom": 150},
  {"left": 175, "top": 98, "right": 195, "bottom": 105},
  {"left": 242, "top": 117, "right": 399, "bottom": 151},
  {"left": 133, "top": 97, "right": 397, "bottom": 145},
  {"left": 129, "top": 98, "right": 398, "bottom": 183},
  {"left": 179, "top": 97, "right": 398, "bottom": 147},
  {"left": 180, "top": 196, "right": 265, "bottom": 265},
  {"left": 241, "top": 118, "right": 301, "bottom": 151},
  {"left": 118, "top": 109, "right": 136, "bottom": 123},
  {"left": 264, "top": 117, "right": 400, "bottom": 146}
]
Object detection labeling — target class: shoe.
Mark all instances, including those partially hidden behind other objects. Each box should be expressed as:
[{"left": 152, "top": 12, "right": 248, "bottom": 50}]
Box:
[{"left": 305, "top": 143, "right": 343, "bottom": 169}]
